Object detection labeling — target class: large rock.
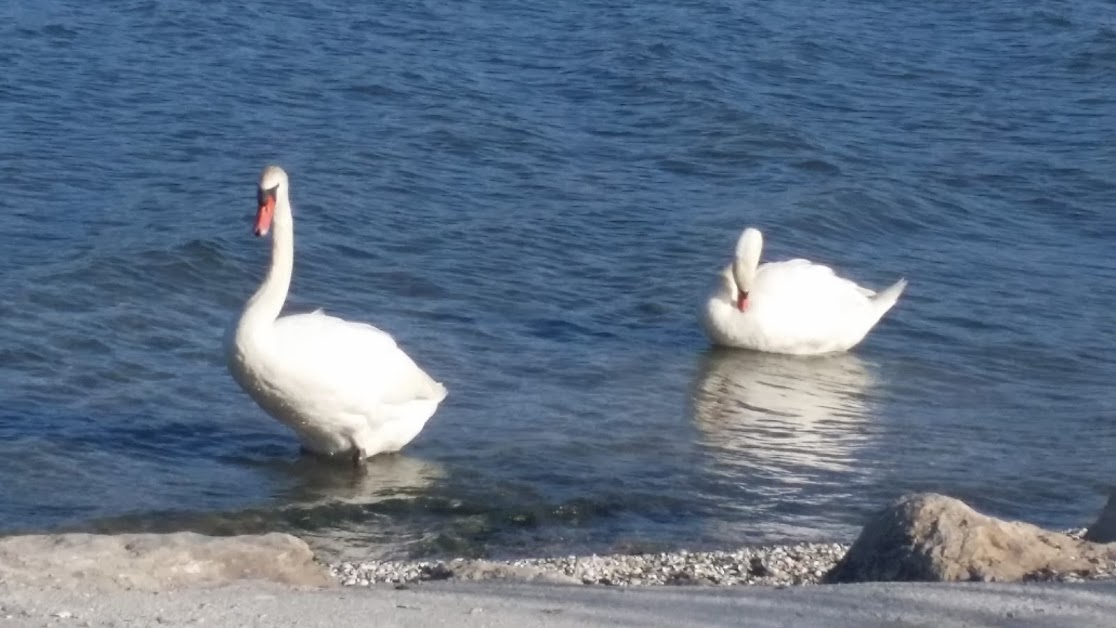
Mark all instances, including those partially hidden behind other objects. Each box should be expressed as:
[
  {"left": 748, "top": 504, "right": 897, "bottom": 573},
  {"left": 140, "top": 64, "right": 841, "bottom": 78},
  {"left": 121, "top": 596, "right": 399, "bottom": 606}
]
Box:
[
  {"left": 1086, "top": 490, "right": 1116, "bottom": 543},
  {"left": 827, "top": 493, "right": 1116, "bottom": 583},
  {"left": 0, "top": 532, "right": 332, "bottom": 591}
]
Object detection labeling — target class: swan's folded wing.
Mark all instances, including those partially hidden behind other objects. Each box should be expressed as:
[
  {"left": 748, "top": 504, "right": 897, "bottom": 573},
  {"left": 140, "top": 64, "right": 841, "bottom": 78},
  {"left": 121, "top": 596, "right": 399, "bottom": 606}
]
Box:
[
  {"left": 270, "top": 310, "right": 445, "bottom": 407},
  {"left": 757, "top": 259, "right": 873, "bottom": 306}
]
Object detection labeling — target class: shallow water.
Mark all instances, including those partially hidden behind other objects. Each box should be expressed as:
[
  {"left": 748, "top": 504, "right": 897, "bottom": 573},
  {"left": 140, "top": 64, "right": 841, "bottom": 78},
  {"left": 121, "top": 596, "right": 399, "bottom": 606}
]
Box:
[{"left": 1, "top": 0, "right": 1115, "bottom": 560}]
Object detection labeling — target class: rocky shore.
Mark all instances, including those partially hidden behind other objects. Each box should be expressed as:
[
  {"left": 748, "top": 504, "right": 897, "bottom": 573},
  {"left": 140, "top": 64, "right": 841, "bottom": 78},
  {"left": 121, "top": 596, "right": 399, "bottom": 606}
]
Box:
[
  {"left": 329, "top": 534, "right": 1116, "bottom": 589},
  {"left": 331, "top": 542, "right": 851, "bottom": 587},
  {"left": 331, "top": 494, "right": 1116, "bottom": 588},
  {"left": 3, "top": 492, "right": 1115, "bottom": 628},
  {"left": 2, "top": 492, "right": 1116, "bottom": 595}
]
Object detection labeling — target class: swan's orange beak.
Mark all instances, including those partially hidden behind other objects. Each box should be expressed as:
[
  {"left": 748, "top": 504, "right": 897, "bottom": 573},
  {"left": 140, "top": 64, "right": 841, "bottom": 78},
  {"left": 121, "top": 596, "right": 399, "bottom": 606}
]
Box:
[
  {"left": 736, "top": 293, "right": 749, "bottom": 311},
  {"left": 255, "top": 187, "right": 276, "bottom": 237}
]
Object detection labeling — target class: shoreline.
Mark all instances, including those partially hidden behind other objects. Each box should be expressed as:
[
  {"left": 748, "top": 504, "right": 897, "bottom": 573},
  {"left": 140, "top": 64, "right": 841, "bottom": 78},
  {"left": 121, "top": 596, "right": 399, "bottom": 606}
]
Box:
[
  {"left": 329, "top": 527, "right": 1114, "bottom": 588},
  {"left": 1, "top": 493, "right": 1115, "bottom": 626},
  {"left": 331, "top": 541, "right": 852, "bottom": 587}
]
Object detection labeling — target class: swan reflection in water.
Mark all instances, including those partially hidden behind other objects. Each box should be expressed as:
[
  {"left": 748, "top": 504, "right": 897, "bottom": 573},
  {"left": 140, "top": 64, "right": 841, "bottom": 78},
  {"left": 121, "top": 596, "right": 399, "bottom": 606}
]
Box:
[
  {"left": 692, "top": 348, "right": 878, "bottom": 487},
  {"left": 262, "top": 453, "right": 446, "bottom": 560},
  {"left": 268, "top": 453, "right": 444, "bottom": 506}
]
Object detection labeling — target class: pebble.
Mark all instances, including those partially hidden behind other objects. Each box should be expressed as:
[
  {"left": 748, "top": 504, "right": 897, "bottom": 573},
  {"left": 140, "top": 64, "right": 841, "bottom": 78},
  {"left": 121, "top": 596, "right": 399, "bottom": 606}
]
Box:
[
  {"left": 330, "top": 542, "right": 852, "bottom": 587},
  {"left": 329, "top": 528, "right": 1116, "bottom": 588}
]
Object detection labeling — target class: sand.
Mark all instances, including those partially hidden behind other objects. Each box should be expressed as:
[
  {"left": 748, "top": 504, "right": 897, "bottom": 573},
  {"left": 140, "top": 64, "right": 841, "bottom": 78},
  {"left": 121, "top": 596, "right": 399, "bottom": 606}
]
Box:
[{"left": 2, "top": 579, "right": 1115, "bottom": 627}]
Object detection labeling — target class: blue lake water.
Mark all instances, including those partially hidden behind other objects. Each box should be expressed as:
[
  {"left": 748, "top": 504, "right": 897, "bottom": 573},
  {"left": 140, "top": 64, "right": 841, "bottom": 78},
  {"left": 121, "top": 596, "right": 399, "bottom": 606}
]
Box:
[{"left": 1, "top": 0, "right": 1114, "bottom": 561}]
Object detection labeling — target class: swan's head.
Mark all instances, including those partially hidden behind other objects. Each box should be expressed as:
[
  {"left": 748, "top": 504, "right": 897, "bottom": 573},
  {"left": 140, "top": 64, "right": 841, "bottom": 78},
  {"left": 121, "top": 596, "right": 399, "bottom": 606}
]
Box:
[
  {"left": 255, "top": 165, "right": 289, "bottom": 237},
  {"left": 731, "top": 227, "right": 763, "bottom": 311}
]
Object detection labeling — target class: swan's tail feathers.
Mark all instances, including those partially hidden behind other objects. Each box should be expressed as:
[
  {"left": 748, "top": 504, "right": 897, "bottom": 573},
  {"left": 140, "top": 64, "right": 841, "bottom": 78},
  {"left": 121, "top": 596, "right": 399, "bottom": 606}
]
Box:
[
  {"left": 872, "top": 277, "right": 908, "bottom": 314},
  {"left": 429, "top": 381, "right": 448, "bottom": 403}
]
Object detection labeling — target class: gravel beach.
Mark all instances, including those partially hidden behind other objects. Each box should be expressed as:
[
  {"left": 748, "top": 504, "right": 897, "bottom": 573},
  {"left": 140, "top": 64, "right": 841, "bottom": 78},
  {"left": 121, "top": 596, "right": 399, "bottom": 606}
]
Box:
[
  {"left": 330, "top": 533, "right": 1116, "bottom": 588},
  {"left": 332, "top": 543, "right": 851, "bottom": 587}
]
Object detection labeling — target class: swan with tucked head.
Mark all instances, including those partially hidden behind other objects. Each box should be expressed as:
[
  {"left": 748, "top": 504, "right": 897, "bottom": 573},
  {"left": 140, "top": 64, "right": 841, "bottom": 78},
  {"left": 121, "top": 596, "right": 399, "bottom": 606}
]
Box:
[
  {"left": 226, "top": 165, "right": 447, "bottom": 465},
  {"left": 702, "top": 227, "right": 907, "bottom": 355}
]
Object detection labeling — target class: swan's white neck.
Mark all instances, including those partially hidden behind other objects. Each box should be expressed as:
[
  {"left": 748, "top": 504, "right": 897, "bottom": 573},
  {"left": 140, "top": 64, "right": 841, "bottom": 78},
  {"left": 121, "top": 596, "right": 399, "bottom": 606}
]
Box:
[
  {"left": 242, "top": 189, "right": 294, "bottom": 329},
  {"left": 732, "top": 228, "right": 763, "bottom": 294}
]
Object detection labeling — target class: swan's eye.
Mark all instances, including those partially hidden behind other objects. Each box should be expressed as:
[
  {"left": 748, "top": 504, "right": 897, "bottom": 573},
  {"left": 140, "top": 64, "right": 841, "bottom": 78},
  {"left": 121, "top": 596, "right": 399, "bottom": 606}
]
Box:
[{"left": 257, "top": 185, "right": 278, "bottom": 206}]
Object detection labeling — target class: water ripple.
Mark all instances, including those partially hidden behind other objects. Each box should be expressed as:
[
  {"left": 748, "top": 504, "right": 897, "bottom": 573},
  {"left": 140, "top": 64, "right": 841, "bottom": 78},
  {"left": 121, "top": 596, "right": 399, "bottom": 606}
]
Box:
[{"left": 0, "top": 0, "right": 1114, "bottom": 557}]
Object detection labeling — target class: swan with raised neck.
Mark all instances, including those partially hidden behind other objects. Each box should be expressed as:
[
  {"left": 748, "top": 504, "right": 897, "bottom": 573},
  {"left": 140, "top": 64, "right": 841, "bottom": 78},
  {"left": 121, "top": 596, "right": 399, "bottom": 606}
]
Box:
[{"left": 226, "top": 165, "right": 446, "bottom": 465}]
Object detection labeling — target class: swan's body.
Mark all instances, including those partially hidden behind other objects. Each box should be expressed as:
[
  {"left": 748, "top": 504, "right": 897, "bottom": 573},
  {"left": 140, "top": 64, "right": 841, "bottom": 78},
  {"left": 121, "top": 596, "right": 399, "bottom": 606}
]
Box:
[
  {"left": 702, "top": 228, "right": 906, "bottom": 355},
  {"left": 226, "top": 165, "right": 446, "bottom": 462}
]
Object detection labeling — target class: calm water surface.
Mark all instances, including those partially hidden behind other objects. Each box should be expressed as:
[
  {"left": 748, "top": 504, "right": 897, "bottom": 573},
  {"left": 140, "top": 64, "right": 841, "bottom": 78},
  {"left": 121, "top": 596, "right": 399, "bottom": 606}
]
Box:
[{"left": 1, "top": 0, "right": 1115, "bottom": 560}]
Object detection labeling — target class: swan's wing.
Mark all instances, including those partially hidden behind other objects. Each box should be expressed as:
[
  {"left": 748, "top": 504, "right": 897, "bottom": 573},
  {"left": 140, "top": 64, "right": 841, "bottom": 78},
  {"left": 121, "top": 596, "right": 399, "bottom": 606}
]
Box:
[
  {"left": 270, "top": 310, "right": 445, "bottom": 407},
  {"left": 736, "top": 259, "right": 881, "bottom": 348},
  {"left": 756, "top": 259, "right": 873, "bottom": 303}
]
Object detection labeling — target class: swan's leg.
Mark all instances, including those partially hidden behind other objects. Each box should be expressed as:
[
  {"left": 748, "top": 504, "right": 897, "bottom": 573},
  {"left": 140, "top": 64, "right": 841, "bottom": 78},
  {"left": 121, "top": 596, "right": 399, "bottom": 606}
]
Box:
[
  {"left": 349, "top": 427, "right": 376, "bottom": 468},
  {"left": 350, "top": 447, "right": 366, "bottom": 468}
]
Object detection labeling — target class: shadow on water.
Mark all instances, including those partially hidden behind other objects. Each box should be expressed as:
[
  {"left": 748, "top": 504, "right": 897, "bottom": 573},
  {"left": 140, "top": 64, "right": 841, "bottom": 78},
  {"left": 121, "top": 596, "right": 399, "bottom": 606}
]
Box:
[{"left": 58, "top": 454, "right": 445, "bottom": 561}]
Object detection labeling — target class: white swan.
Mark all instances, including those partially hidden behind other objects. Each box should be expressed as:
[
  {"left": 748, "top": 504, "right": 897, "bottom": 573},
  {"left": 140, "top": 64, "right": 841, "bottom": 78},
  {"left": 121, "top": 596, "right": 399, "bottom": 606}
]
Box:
[
  {"left": 702, "top": 228, "right": 907, "bottom": 355},
  {"left": 226, "top": 165, "right": 446, "bottom": 465}
]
